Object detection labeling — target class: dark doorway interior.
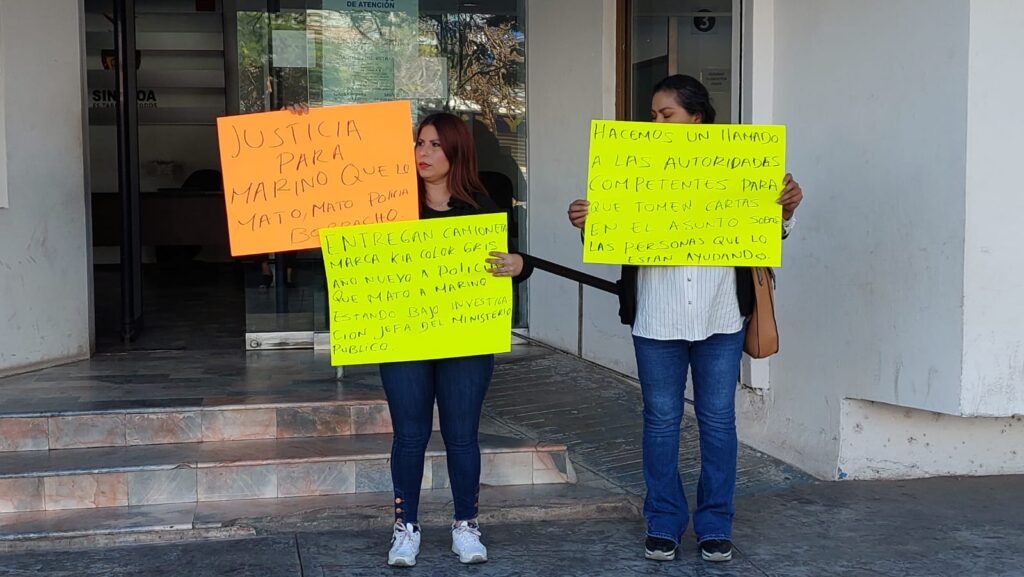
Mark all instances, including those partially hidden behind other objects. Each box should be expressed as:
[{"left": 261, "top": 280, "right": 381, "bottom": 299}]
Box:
[
  {"left": 632, "top": 55, "right": 668, "bottom": 121},
  {"left": 87, "top": 0, "right": 243, "bottom": 351},
  {"left": 93, "top": 262, "right": 244, "bottom": 352}
]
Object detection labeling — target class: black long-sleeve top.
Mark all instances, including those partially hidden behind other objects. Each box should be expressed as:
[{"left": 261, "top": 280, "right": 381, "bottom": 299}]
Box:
[{"left": 420, "top": 191, "right": 534, "bottom": 284}]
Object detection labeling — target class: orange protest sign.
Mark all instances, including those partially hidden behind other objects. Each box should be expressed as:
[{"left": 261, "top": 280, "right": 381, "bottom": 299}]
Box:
[{"left": 216, "top": 100, "right": 419, "bottom": 256}]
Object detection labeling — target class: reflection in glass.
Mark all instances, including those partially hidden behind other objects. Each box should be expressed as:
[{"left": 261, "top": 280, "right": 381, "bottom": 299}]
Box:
[
  {"left": 236, "top": 1, "right": 529, "bottom": 337},
  {"left": 631, "top": 0, "right": 734, "bottom": 122}
]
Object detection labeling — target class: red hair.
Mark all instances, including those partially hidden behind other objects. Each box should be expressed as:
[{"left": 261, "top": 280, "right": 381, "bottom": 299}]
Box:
[{"left": 416, "top": 113, "right": 487, "bottom": 208}]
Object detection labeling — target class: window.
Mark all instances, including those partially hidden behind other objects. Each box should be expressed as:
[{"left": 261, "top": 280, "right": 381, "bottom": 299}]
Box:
[
  {"left": 232, "top": 0, "right": 529, "bottom": 344},
  {"left": 629, "top": 0, "right": 740, "bottom": 123}
]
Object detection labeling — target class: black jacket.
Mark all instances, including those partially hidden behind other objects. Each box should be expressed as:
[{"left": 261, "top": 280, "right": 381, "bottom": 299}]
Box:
[
  {"left": 421, "top": 191, "right": 534, "bottom": 284},
  {"left": 616, "top": 265, "right": 754, "bottom": 326}
]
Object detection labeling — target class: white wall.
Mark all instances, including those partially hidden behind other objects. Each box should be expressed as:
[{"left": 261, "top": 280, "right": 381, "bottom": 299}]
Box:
[
  {"left": 839, "top": 400, "right": 1024, "bottom": 480},
  {"left": 527, "top": 0, "right": 1023, "bottom": 481},
  {"left": 527, "top": 0, "right": 629, "bottom": 359},
  {"left": 737, "top": 0, "right": 971, "bottom": 479},
  {"left": 0, "top": 0, "right": 92, "bottom": 376},
  {"left": 961, "top": 0, "right": 1024, "bottom": 417},
  {"left": 583, "top": 0, "right": 641, "bottom": 377},
  {"left": 0, "top": 13, "right": 7, "bottom": 210}
]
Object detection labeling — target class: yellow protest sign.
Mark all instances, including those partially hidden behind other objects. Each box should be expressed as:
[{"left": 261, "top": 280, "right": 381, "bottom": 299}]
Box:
[
  {"left": 217, "top": 100, "right": 418, "bottom": 256},
  {"left": 584, "top": 120, "right": 786, "bottom": 267},
  {"left": 319, "top": 213, "right": 512, "bottom": 365}
]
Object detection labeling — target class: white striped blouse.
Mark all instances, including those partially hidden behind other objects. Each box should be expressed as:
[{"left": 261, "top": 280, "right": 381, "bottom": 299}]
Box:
[
  {"left": 632, "top": 266, "right": 744, "bottom": 342},
  {"left": 632, "top": 219, "right": 795, "bottom": 342}
]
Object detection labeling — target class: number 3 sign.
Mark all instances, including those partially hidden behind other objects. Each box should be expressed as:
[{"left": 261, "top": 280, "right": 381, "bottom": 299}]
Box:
[{"left": 693, "top": 8, "right": 716, "bottom": 33}]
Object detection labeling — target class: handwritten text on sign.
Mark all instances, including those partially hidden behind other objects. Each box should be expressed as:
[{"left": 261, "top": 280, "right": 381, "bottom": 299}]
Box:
[
  {"left": 320, "top": 213, "right": 512, "bottom": 365},
  {"left": 217, "top": 100, "right": 418, "bottom": 256},
  {"left": 584, "top": 121, "right": 786, "bottom": 266}
]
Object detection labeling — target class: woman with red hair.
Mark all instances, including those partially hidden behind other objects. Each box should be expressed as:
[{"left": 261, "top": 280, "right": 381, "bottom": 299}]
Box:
[{"left": 381, "top": 112, "right": 532, "bottom": 567}]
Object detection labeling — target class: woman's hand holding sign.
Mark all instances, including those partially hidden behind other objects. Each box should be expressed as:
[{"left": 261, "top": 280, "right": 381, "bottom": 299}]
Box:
[
  {"left": 778, "top": 173, "right": 803, "bottom": 220},
  {"left": 283, "top": 103, "right": 310, "bottom": 115},
  {"left": 487, "top": 252, "right": 524, "bottom": 277},
  {"left": 568, "top": 199, "right": 589, "bottom": 230}
]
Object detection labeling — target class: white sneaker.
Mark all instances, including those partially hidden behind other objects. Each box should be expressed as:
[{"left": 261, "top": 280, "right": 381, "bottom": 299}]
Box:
[
  {"left": 388, "top": 522, "right": 421, "bottom": 567},
  {"left": 451, "top": 520, "right": 488, "bottom": 564}
]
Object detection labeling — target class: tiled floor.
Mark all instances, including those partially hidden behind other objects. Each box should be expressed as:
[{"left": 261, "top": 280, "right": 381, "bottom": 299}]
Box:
[
  {"left": 0, "top": 345, "right": 1020, "bottom": 575},
  {"left": 3, "top": 476, "right": 1023, "bottom": 576},
  {"left": 0, "top": 341, "right": 806, "bottom": 546},
  {"left": 0, "top": 346, "right": 582, "bottom": 528},
  {"left": 484, "top": 347, "right": 814, "bottom": 497},
  {"left": 0, "top": 350, "right": 365, "bottom": 417},
  {"left": 0, "top": 433, "right": 561, "bottom": 478},
  {"left": 0, "top": 343, "right": 807, "bottom": 498},
  {"left": 92, "top": 265, "right": 245, "bottom": 353},
  {"left": 0, "top": 484, "right": 633, "bottom": 544}
]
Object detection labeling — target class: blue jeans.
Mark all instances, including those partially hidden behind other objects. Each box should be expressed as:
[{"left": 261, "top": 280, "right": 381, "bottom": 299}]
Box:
[
  {"left": 633, "top": 328, "right": 745, "bottom": 544},
  {"left": 379, "top": 354, "right": 494, "bottom": 524}
]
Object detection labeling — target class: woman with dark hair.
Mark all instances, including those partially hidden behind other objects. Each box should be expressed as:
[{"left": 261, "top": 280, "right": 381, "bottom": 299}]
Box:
[
  {"left": 567, "top": 75, "right": 804, "bottom": 563},
  {"left": 380, "top": 112, "right": 532, "bottom": 567}
]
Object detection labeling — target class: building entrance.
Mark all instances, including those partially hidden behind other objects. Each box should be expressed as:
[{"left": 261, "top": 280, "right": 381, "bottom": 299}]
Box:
[{"left": 86, "top": 0, "right": 528, "bottom": 351}]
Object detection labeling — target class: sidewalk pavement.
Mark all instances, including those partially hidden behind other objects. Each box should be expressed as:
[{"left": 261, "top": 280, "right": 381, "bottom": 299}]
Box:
[
  {"left": 1, "top": 343, "right": 1020, "bottom": 576},
  {"left": 486, "top": 344, "right": 814, "bottom": 497},
  {"left": 1, "top": 475, "right": 1020, "bottom": 576}
]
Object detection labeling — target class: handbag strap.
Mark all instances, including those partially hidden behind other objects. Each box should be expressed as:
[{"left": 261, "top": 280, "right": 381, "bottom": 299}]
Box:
[{"left": 754, "top": 267, "right": 776, "bottom": 288}]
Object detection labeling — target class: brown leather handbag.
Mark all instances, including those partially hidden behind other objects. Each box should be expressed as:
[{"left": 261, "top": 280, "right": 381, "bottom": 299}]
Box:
[{"left": 744, "top": 267, "right": 779, "bottom": 358}]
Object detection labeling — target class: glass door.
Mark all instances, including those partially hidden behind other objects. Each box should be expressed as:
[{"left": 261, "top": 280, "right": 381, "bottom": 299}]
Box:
[
  {"left": 227, "top": 2, "right": 321, "bottom": 349},
  {"left": 226, "top": 0, "right": 528, "bottom": 350},
  {"left": 630, "top": 0, "right": 740, "bottom": 122},
  {"left": 87, "top": 0, "right": 244, "bottom": 351}
]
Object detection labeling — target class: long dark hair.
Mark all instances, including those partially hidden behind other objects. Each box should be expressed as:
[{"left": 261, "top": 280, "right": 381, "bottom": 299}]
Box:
[
  {"left": 652, "top": 74, "right": 717, "bottom": 124},
  {"left": 416, "top": 113, "right": 486, "bottom": 208}
]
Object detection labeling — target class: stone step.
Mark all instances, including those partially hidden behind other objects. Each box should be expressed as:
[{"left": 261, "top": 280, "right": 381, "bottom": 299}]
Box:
[
  {"left": 0, "top": 391, "right": 440, "bottom": 452},
  {"left": 0, "top": 433, "right": 575, "bottom": 513},
  {"left": 0, "top": 484, "right": 639, "bottom": 551},
  {"left": 0, "top": 358, "right": 439, "bottom": 452}
]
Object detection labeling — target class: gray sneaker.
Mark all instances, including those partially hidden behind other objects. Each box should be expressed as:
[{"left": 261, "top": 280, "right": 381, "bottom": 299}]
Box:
[
  {"left": 388, "top": 522, "right": 421, "bottom": 567},
  {"left": 644, "top": 536, "right": 678, "bottom": 561},
  {"left": 700, "top": 539, "right": 733, "bottom": 562},
  {"left": 451, "top": 520, "right": 488, "bottom": 564}
]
